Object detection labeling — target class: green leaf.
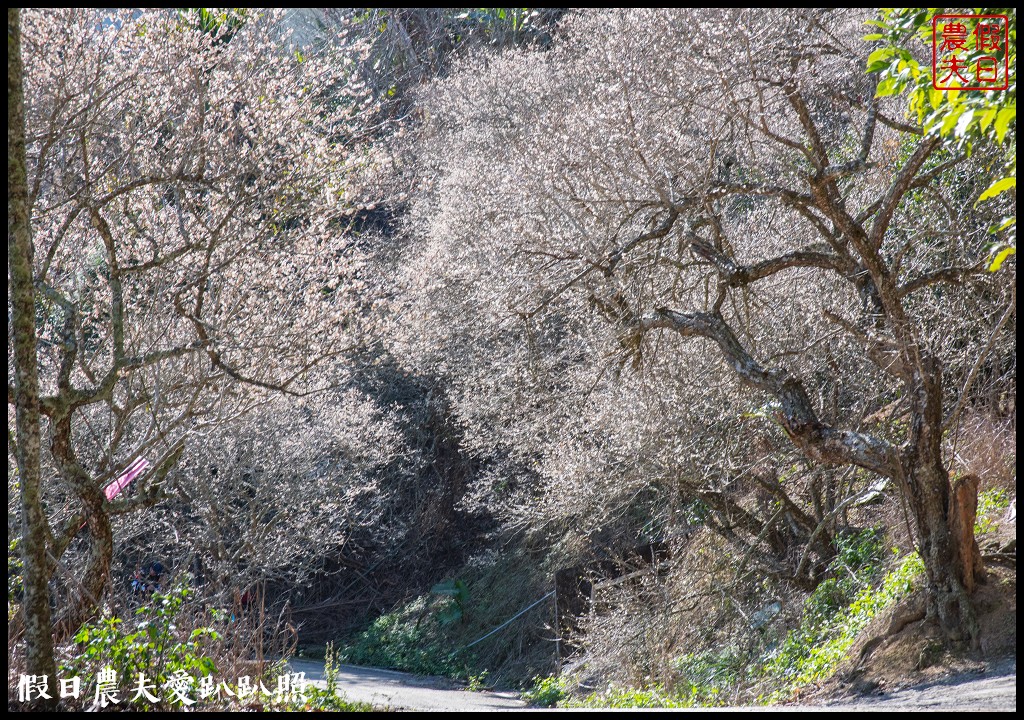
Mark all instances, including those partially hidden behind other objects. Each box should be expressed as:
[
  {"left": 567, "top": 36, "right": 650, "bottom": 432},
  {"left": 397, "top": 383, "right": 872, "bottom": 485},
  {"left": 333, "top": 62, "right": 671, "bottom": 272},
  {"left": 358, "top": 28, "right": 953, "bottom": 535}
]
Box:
[
  {"left": 977, "top": 177, "right": 1016, "bottom": 202},
  {"left": 994, "top": 107, "right": 1016, "bottom": 143},
  {"left": 979, "top": 107, "right": 999, "bottom": 132},
  {"left": 988, "top": 246, "right": 1016, "bottom": 272},
  {"left": 437, "top": 605, "right": 463, "bottom": 625},
  {"left": 989, "top": 216, "right": 1016, "bottom": 234},
  {"left": 940, "top": 107, "right": 965, "bottom": 136},
  {"left": 866, "top": 47, "right": 895, "bottom": 72},
  {"left": 875, "top": 77, "right": 900, "bottom": 97}
]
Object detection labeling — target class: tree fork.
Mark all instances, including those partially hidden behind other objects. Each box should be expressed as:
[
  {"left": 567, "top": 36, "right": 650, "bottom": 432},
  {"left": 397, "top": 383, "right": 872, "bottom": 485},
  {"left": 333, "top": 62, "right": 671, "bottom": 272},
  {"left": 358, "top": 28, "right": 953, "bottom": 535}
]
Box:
[{"left": 643, "top": 308, "right": 982, "bottom": 642}]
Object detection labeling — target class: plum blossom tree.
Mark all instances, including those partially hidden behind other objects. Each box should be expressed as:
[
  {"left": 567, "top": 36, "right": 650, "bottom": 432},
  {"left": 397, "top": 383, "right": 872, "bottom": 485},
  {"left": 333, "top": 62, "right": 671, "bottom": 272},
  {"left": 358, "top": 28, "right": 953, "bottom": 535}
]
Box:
[
  {"left": 9, "top": 7, "right": 370, "bottom": 672},
  {"left": 399, "top": 8, "right": 1014, "bottom": 640}
]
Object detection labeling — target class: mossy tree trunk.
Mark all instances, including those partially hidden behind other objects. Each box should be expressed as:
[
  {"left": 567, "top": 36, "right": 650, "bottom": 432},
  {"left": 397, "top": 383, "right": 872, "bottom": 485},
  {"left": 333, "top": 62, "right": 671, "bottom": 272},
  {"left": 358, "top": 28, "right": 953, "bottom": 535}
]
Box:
[{"left": 8, "top": 7, "right": 58, "bottom": 705}]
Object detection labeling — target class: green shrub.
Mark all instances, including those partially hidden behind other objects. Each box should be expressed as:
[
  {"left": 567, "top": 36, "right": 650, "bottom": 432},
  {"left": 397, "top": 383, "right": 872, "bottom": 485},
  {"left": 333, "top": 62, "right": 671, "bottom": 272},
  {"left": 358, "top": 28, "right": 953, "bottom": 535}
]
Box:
[
  {"left": 976, "top": 489, "right": 1010, "bottom": 535},
  {"left": 835, "top": 527, "right": 885, "bottom": 578},
  {"left": 523, "top": 675, "right": 567, "bottom": 707},
  {"left": 556, "top": 530, "right": 917, "bottom": 709},
  {"left": 529, "top": 667, "right": 733, "bottom": 709},
  {"left": 61, "top": 584, "right": 219, "bottom": 708},
  {"left": 759, "top": 551, "right": 924, "bottom": 699},
  {"left": 340, "top": 595, "right": 464, "bottom": 677},
  {"left": 467, "top": 670, "right": 490, "bottom": 692},
  {"left": 802, "top": 528, "right": 886, "bottom": 628},
  {"left": 672, "top": 647, "right": 742, "bottom": 704},
  {"left": 568, "top": 684, "right": 685, "bottom": 708},
  {"left": 562, "top": 681, "right": 729, "bottom": 709}
]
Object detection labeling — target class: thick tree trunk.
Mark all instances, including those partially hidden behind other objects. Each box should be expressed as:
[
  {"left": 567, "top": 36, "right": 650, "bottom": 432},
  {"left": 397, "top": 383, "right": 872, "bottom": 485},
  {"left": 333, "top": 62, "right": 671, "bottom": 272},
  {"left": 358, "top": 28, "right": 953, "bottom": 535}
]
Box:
[
  {"left": 50, "top": 416, "right": 114, "bottom": 642},
  {"left": 644, "top": 308, "right": 983, "bottom": 640},
  {"left": 902, "top": 358, "right": 980, "bottom": 643},
  {"left": 8, "top": 7, "right": 59, "bottom": 702},
  {"left": 906, "top": 458, "right": 979, "bottom": 643}
]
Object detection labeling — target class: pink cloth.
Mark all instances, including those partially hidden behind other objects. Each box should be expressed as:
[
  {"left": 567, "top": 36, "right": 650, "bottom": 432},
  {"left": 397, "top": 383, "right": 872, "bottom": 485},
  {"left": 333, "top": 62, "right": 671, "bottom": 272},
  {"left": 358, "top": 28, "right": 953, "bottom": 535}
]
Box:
[
  {"left": 105, "top": 457, "right": 149, "bottom": 500},
  {"left": 78, "top": 457, "right": 149, "bottom": 532}
]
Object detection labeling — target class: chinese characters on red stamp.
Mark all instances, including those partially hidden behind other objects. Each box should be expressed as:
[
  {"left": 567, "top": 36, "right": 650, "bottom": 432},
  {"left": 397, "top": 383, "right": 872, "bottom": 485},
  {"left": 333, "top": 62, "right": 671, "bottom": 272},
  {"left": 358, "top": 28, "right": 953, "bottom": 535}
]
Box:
[{"left": 932, "top": 14, "right": 1009, "bottom": 91}]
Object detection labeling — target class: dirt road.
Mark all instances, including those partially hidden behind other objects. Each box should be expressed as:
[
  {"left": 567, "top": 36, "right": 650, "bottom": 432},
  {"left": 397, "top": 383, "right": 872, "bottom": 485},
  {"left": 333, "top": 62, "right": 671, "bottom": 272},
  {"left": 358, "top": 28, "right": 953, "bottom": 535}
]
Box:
[
  {"left": 287, "top": 659, "right": 528, "bottom": 711},
  {"left": 826, "top": 660, "right": 1016, "bottom": 712},
  {"left": 288, "top": 658, "right": 1015, "bottom": 712}
]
